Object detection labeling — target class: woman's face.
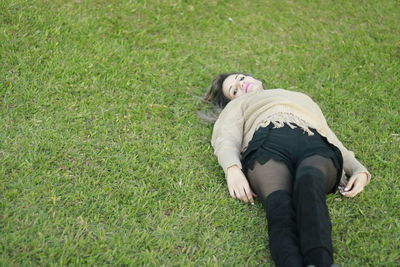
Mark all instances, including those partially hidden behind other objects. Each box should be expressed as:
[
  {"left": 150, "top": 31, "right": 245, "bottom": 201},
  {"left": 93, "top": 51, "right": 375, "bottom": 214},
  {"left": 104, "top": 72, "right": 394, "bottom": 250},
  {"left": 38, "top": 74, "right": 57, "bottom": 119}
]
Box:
[{"left": 222, "top": 74, "right": 263, "bottom": 100}]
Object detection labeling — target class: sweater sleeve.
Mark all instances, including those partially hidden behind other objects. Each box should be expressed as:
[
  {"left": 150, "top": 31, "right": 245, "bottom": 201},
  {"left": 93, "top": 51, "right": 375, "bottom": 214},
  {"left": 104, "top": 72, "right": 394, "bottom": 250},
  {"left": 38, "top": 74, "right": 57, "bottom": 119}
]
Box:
[
  {"left": 211, "top": 102, "right": 244, "bottom": 174},
  {"left": 325, "top": 127, "right": 371, "bottom": 184}
]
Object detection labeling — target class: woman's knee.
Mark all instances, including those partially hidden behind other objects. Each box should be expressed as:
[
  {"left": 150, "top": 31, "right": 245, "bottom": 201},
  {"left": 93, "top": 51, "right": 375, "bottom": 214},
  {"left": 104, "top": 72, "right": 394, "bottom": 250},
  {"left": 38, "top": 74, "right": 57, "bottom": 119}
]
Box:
[
  {"left": 294, "top": 165, "right": 326, "bottom": 193},
  {"left": 263, "top": 190, "right": 293, "bottom": 220}
]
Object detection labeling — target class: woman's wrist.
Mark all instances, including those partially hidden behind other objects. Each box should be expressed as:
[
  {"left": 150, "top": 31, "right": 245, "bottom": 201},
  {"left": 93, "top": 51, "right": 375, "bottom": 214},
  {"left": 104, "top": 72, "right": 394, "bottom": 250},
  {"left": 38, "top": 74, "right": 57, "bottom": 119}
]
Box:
[
  {"left": 356, "top": 171, "right": 369, "bottom": 180},
  {"left": 227, "top": 165, "right": 241, "bottom": 172}
]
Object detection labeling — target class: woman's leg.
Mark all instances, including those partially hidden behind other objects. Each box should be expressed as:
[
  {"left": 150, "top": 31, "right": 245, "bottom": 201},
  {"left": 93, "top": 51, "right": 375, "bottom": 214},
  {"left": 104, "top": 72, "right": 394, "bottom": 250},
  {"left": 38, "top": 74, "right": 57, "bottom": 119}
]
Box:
[
  {"left": 293, "top": 155, "right": 338, "bottom": 267},
  {"left": 247, "top": 159, "right": 303, "bottom": 267}
]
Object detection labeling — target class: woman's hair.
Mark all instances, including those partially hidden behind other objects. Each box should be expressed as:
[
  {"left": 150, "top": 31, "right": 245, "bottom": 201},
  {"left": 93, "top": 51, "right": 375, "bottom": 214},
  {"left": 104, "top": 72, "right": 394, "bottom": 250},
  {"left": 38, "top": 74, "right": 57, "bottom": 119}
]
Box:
[
  {"left": 203, "top": 72, "right": 240, "bottom": 109},
  {"left": 199, "top": 72, "right": 241, "bottom": 123}
]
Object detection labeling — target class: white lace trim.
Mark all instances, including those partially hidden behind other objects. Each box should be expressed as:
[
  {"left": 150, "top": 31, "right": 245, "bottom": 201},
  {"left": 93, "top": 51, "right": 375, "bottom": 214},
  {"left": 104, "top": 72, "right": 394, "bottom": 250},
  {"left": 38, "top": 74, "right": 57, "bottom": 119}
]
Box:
[{"left": 260, "top": 112, "right": 315, "bottom": 136}]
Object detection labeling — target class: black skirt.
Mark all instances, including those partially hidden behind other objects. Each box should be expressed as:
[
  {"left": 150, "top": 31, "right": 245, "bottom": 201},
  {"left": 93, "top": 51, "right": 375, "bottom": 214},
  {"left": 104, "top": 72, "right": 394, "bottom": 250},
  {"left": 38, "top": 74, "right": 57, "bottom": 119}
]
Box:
[{"left": 241, "top": 123, "right": 343, "bottom": 193}]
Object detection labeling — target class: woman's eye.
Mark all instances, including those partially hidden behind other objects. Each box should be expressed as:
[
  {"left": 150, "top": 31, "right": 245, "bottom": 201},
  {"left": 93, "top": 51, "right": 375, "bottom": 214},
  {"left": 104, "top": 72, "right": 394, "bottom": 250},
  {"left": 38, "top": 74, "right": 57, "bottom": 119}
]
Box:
[{"left": 239, "top": 76, "right": 245, "bottom": 81}]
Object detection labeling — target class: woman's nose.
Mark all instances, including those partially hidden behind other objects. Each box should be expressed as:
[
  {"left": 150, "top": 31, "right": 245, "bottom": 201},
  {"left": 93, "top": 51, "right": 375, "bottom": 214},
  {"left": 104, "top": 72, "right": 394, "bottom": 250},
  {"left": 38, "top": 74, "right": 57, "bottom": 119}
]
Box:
[{"left": 238, "top": 80, "right": 245, "bottom": 90}]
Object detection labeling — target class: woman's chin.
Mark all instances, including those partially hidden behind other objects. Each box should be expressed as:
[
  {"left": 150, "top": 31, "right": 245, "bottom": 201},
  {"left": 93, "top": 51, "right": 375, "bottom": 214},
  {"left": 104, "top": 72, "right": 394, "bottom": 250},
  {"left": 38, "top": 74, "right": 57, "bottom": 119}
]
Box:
[{"left": 249, "top": 86, "right": 262, "bottom": 93}]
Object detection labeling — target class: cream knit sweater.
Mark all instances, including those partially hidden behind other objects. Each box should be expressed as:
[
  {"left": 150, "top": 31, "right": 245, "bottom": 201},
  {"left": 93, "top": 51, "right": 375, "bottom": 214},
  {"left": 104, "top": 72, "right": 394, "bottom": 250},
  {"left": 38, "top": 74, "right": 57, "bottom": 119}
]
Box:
[{"left": 211, "top": 89, "right": 371, "bottom": 186}]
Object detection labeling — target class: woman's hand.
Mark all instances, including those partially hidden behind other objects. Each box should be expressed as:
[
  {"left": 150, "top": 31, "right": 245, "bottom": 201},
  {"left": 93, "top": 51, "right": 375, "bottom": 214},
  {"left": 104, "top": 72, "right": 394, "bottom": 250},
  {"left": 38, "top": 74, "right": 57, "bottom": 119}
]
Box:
[
  {"left": 341, "top": 172, "right": 369, "bottom": 198},
  {"left": 226, "top": 165, "right": 256, "bottom": 204}
]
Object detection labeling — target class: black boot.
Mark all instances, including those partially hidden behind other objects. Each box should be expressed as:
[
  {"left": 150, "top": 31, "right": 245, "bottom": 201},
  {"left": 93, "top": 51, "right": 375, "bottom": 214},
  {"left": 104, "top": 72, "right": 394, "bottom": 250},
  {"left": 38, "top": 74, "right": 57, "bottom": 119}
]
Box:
[
  {"left": 263, "top": 190, "right": 303, "bottom": 267},
  {"left": 294, "top": 166, "right": 334, "bottom": 267}
]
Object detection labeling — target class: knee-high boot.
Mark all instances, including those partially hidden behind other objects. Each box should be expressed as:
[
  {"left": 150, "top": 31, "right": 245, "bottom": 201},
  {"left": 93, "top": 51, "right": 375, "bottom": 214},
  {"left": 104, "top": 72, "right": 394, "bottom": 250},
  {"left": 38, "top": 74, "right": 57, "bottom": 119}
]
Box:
[
  {"left": 263, "top": 190, "right": 303, "bottom": 267},
  {"left": 293, "top": 166, "right": 334, "bottom": 267}
]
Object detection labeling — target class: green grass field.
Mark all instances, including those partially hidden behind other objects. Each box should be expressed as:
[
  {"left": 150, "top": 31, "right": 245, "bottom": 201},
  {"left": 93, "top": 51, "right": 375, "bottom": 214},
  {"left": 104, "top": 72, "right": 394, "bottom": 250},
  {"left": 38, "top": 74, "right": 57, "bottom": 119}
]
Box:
[{"left": 1, "top": 0, "right": 399, "bottom": 265}]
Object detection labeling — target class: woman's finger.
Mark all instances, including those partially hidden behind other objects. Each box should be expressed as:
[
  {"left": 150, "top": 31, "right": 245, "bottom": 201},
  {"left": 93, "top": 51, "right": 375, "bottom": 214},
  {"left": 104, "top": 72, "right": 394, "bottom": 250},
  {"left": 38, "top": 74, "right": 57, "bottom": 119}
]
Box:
[
  {"left": 243, "top": 187, "right": 255, "bottom": 204},
  {"left": 242, "top": 188, "right": 251, "bottom": 203},
  {"left": 343, "top": 179, "right": 364, "bottom": 197},
  {"left": 246, "top": 185, "right": 256, "bottom": 198},
  {"left": 235, "top": 186, "right": 248, "bottom": 203},
  {"left": 342, "top": 187, "right": 356, "bottom": 197},
  {"left": 351, "top": 181, "right": 365, "bottom": 196},
  {"left": 229, "top": 187, "right": 236, "bottom": 199},
  {"left": 238, "top": 187, "right": 249, "bottom": 203},
  {"left": 344, "top": 175, "right": 357, "bottom": 192},
  {"left": 233, "top": 187, "right": 243, "bottom": 201},
  {"left": 233, "top": 188, "right": 240, "bottom": 200}
]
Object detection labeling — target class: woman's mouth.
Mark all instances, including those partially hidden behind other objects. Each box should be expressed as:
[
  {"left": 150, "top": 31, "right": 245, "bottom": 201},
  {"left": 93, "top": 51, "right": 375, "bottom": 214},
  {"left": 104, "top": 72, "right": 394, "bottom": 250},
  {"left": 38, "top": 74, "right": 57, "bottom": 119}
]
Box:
[{"left": 244, "top": 83, "right": 252, "bottom": 93}]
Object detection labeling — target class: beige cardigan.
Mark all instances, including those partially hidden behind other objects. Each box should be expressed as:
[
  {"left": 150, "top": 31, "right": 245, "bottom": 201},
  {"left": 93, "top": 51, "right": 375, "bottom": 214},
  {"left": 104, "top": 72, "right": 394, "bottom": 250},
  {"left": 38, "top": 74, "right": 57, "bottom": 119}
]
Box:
[{"left": 211, "top": 89, "right": 371, "bottom": 186}]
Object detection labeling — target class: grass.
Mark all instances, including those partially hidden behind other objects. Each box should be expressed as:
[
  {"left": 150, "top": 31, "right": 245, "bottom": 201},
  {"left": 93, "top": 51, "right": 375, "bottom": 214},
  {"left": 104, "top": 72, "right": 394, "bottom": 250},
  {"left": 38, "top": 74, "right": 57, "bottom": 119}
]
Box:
[{"left": 1, "top": 0, "right": 399, "bottom": 265}]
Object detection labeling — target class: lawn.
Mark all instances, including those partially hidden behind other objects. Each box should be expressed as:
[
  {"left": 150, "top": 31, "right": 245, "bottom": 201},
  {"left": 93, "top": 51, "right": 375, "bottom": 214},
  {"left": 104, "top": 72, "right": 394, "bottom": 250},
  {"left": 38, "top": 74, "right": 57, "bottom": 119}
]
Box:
[{"left": 1, "top": 0, "right": 399, "bottom": 266}]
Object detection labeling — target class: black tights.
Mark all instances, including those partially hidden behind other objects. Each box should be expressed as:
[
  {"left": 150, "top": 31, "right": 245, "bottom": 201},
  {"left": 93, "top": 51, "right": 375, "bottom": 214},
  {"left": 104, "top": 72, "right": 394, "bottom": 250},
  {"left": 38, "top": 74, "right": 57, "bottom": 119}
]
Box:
[
  {"left": 247, "top": 155, "right": 337, "bottom": 198},
  {"left": 247, "top": 155, "right": 338, "bottom": 267}
]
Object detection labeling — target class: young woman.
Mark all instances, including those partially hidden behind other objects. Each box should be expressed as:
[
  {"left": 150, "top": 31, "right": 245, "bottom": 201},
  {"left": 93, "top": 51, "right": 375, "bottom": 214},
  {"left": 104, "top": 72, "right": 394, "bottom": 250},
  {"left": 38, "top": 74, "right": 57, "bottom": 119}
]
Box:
[{"left": 203, "top": 73, "right": 371, "bottom": 267}]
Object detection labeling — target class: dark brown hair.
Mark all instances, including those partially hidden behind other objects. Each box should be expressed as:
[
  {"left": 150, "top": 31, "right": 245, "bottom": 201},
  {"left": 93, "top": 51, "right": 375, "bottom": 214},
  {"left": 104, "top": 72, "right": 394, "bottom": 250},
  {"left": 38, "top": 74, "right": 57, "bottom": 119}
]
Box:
[
  {"left": 198, "top": 72, "right": 242, "bottom": 123},
  {"left": 203, "top": 72, "right": 241, "bottom": 109}
]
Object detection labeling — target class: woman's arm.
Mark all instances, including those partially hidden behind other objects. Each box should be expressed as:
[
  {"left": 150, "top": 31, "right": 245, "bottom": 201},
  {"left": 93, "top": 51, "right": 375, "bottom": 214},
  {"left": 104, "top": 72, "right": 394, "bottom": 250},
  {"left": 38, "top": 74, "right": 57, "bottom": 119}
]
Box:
[
  {"left": 211, "top": 101, "right": 256, "bottom": 204},
  {"left": 211, "top": 101, "right": 245, "bottom": 173},
  {"left": 327, "top": 129, "right": 371, "bottom": 197},
  {"left": 340, "top": 146, "right": 371, "bottom": 197}
]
